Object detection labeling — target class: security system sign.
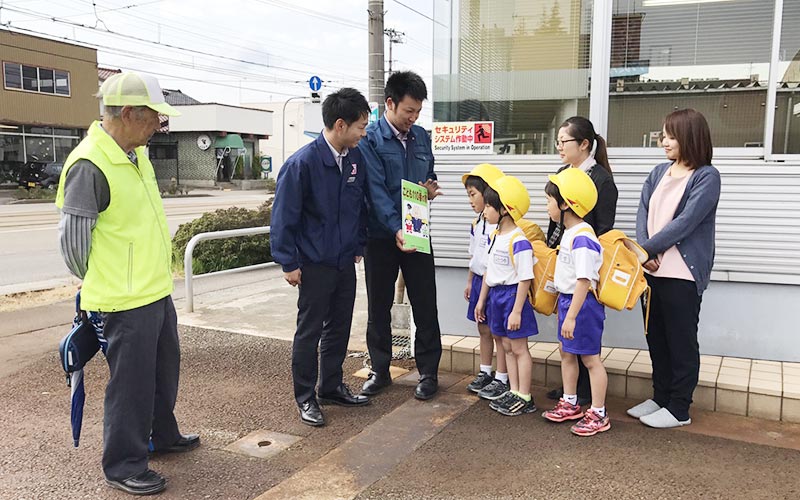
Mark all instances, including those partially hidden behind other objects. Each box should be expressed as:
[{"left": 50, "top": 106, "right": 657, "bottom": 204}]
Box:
[{"left": 432, "top": 121, "right": 494, "bottom": 155}]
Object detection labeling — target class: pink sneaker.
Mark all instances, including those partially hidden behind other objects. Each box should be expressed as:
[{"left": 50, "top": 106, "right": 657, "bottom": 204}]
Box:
[
  {"left": 570, "top": 409, "right": 611, "bottom": 436},
  {"left": 542, "top": 398, "right": 584, "bottom": 423}
]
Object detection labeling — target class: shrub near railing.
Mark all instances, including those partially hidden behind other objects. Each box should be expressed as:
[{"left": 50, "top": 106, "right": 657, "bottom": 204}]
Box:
[{"left": 172, "top": 201, "right": 272, "bottom": 275}]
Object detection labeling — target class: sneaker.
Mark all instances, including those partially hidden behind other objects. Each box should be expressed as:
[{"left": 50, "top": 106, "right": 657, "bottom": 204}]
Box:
[
  {"left": 542, "top": 398, "right": 585, "bottom": 423},
  {"left": 495, "top": 393, "right": 537, "bottom": 416},
  {"left": 467, "top": 371, "right": 494, "bottom": 393},
  {"left": 570, "top": 409, "right": 611, "bottom": 436},
  {"left": 488, "top": 391, "right": 515, "bottom": 411},
  {"left": 478, "top": 379, "right": 510, "bottom": 401}
]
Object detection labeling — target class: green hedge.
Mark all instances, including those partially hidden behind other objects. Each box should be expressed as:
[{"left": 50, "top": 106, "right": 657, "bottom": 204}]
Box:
[{"left": 172, "top": 201, "right": 273, "bottom": 275}]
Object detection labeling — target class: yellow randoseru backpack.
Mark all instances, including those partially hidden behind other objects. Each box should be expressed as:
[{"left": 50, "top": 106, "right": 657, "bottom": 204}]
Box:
[
  {"left": 531, "top": 240, "right": 559, "bottom": 315},
  {"left": 502, "top": 219, "right": 557, "bottom": 316},
  {"left": 578, "top": 228, "right": 652, "bottom": 331}
]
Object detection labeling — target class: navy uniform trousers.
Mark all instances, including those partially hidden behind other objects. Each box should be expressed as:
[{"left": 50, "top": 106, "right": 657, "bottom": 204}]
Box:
[
  {"left": 102, "top": 295, "right": 181, "bottom": 481},
  {"left": 292, "top": 263, "right": 357, "bottom": 404}
]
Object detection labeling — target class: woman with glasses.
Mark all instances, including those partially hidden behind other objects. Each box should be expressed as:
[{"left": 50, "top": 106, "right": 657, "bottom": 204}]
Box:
[{"left": 545, "top": 116, "right": 618, "bottom": 407}]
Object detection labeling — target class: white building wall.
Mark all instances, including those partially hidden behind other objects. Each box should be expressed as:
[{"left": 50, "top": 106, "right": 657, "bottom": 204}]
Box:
[{"left": 248, "top": 101, "right": 323, "bottom": 178}]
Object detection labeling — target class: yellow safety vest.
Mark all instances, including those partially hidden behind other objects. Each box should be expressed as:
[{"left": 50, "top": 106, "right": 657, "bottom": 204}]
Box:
[{"left": 56, "top": 121, "right": 173, "bottom": 312}]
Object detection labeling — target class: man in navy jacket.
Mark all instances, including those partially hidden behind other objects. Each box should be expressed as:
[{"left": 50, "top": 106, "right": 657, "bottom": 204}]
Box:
[
  {"left": 359, "top": 71, "right": 443, "bottom": 400},
  {"left": 271, "top": 88, "right": 371, "bottom": 427}
]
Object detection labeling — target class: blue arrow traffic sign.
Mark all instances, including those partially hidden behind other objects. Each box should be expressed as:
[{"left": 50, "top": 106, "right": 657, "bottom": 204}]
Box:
[{"left": 309, "top": 75, "right": 322, "bottom": 91}]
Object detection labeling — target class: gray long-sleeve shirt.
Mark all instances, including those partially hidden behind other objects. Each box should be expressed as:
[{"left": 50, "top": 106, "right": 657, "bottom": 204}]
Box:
[{"left": 57, "top": 159, "right": 115, "bottom": 279}]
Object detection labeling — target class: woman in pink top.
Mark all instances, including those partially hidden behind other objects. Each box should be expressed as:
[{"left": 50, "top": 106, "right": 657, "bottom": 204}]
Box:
[{"left": 628, "top": 109, "right": 721, "bottom": 429}]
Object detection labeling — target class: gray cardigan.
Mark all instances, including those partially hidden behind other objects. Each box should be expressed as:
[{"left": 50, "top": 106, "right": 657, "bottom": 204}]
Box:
[{"left": 636, "top": 162, "right": 721, "bottom": 295}]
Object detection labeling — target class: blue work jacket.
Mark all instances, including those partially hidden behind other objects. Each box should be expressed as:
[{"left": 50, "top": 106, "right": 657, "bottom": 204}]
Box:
[
  {"left": 271, "top": 133, "right": 367, "bottom": 272},
  {"left": 359, "top": 116, "right": 436, "bottom": 239}
]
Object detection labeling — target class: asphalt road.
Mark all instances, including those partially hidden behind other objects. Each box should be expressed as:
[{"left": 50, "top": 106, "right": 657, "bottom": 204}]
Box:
[{"left": 0, "top": 189, "right": 269, "bottom": 293}]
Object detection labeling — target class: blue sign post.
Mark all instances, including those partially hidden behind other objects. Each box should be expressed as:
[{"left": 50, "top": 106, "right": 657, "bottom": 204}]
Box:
[{"left": 309, "top": 75, "right": 322, "bottom": 92}]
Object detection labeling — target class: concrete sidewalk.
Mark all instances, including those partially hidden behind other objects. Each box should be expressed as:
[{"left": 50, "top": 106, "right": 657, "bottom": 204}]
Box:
[{"left": 175, "top": 264, "right": 373, "bottom": 353}]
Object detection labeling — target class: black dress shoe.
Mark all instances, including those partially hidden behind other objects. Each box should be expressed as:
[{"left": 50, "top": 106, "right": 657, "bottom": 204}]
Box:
[
  {"left": 361, "top": 372, "right": 392, "bottom": 396},
  {"left": 318, "top": 384, "right": 369, "bottom": 407},
  {"left": 150, "top": 434, "right": 200, "bottom": 455},
  {"left": 299, "top": 399, "right": 325, "bottom": 427},
  {"left": 106, "top": 469, "right": 166, "bottom": 496},
  {"left": 414, "top": 378, "right": 438, "bottom": 400}
]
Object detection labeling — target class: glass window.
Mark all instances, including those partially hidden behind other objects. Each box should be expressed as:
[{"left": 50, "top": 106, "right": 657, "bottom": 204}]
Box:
[
  {"left": 149, "top": 144, "right": 178, "bottom": 160},
  {"left": 24, "top": 136, "right": 55, "bottom": 162},
  {"left": 38, "top": 68, "right": 54, "bottom": 94},
  {"left": 53, "top": 128, "right": 80, "bottom": 137},
  {"left": 54, "top": 137, "right": 79, "bottom": 162},
  {"left": 55, "top": 70, "right": 70, "bottom": 95},
  {"left": 772, "top": 0, "right": 800, "bottom": 155},
  {"left": 22, "top": 65, "right": 38, "bottom": 92},
  {"left": 0, "top": 134, "right": 24, "bottom": 162},
  {"left": 433, "top": 0, "right": 594, "bottom": 154},
  {"left": 24, "top": 126, "right": 53, "bottom": 135},
  {"left": 608, "top": 0, "right": 773, "bottom": 148},
  {"left": 3, "top": 62, "right": 21, "bottom": 89}
]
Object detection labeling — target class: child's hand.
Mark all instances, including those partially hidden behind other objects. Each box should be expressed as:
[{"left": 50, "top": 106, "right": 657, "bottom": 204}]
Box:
[
  {"left": 475, "top": 301, "right": 485, "bottom": 323},
  {"left": 507, "top": 311, "right": 521, "bottom": 331},
  {"left": 464, "top": 283, "right": 471, "bottom": 301},
  {"left": 561, "top": 317, "right": 576, "bottom": 340}
]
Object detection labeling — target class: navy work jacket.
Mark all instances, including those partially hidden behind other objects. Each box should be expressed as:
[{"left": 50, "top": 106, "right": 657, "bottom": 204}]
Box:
[
  {"left": 359, "top": 116, "right": 436, "bottom": 239},
  {"left": 271, "top": 133, "right": 367, "bottom": 272}
]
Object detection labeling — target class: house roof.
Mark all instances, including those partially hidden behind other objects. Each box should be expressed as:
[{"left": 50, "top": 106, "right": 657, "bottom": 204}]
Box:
[{"left": 163, "top": 89, "right": 201, "bottom": 105}]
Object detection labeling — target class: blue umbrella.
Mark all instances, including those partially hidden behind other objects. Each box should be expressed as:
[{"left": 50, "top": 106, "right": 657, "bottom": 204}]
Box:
[{"left": 60, "top": 294, "right": 106, "bottom": 447}]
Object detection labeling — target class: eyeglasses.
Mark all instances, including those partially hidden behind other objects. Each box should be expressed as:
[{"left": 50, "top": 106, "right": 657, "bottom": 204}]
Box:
[{"left": 554, "top": 139, "right": 578, "bottom": 149}]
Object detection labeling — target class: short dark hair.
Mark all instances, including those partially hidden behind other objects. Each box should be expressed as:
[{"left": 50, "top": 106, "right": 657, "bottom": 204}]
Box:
[
  {"left": 464, "top": 175, "right": 489, "bottom": 194},
  {"left": 384, "top": 71, "right": 427, "bottom": 105},
  {"left": 483, "top": 186, "right": 504, "bottom": 215},
  {"left": 664, "top": 109, "right": 713, "bottom": 169},
  {"left": 544, "top": 181, "right": 574, "bottom": 216},
  {"left": 322, "top": 88, "right": 370, "bottom": 129}
]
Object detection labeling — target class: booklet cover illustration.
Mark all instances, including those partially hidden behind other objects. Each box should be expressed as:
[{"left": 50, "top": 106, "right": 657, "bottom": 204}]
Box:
[{"left": 401, "top": 179, "right": 431, "bottom": 254}]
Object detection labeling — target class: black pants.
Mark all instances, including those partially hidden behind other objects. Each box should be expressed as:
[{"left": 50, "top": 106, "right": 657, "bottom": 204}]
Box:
[
  {"left": 646, "top": 275, "right": 702, "bottom": 421},
  {"left": 102, "top": 296, "right": 181, "bottom": 481},
  {"left": 364, "top": 238, "right": 442, "bottom": 379},
  {"left": 292, "top": 263, "right": 356, "bottom": 405}
]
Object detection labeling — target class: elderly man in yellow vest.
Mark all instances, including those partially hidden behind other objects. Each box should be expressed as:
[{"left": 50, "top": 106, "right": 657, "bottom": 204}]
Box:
[{"left": 56, "top": 72, "right": 198, "bottom": 496}]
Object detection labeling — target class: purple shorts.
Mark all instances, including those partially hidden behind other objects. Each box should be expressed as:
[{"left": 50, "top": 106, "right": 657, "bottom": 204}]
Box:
[
  {"left": 488, "top": 284, "right": 538, "bottom": 339},
  {"left": 557, "top": 292, "right": 606, "bottom": 355},
  {"left": 466, "top": 273, "right": 488, "bottom": 323}
]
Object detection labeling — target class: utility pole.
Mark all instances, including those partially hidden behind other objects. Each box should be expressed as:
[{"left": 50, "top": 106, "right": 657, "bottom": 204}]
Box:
[
  {"left": 384, "top": 28, "right": 405, "bottom": 75},
  {"left": 367, "top": 1, "right": 385, "bottom": 114}
]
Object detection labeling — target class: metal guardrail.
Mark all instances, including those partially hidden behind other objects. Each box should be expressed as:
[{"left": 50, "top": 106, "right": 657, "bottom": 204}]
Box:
[{"left": 184, "top": 226, "right": 272, "bottom": 312}]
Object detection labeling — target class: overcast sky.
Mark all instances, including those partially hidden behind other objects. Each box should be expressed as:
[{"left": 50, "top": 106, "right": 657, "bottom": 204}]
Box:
[{"left": 0, "top": 0, "right": 436, "bottom": 125}]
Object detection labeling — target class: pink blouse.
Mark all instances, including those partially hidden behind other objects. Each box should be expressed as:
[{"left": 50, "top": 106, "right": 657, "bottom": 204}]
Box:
[{"left": 646, "top": 168, "right": 695, "bottom": 281}]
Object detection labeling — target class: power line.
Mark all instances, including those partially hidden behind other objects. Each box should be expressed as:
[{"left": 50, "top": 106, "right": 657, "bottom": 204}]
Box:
[
  {"left": 389, "top": 0, "right": 446, "bottom": 27},
  {"left": 50, "top": 0, "right": 368, "bottom": 82},
  {"left": 0, "top": 28, "right": 366, "bottom": 99},
  {"left": 0, "top": 5, "right": 355, "bottom": 79}
]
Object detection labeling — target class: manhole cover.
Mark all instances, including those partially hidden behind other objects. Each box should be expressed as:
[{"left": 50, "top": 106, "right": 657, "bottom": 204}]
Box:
[{"left": 224, "top": 430, "right": 302, "bottom": 459}]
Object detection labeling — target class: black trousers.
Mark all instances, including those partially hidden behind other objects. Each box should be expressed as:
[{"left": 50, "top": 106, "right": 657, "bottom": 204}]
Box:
[
  {"left": 102, "top": 296, "right": 181, "bottom": 481},
  {"left": 292, "top": 263, "right": 356, "bottom": 405},
  {"left": 364, "top": 238, "right": 442, "bottom": 378},
  {"left": 646, "top": 275, "right": 702, "bottom": 421}
]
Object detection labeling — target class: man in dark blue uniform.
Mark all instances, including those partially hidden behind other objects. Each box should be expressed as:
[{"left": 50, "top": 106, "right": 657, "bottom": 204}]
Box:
[
  {"left": 271, "top": 88, "right": 371, "bottom": 427},
  {"left": 359, "top": 71, "right": 443, "bottom": 400}
]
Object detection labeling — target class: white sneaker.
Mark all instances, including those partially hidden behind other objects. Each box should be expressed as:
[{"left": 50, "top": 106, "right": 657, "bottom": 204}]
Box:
[
  {"left": 626, "top": 399, "right": 662, "bottom": 419},
  {"left": 639, "top": 407, "right": 691, "bottom": 429}
]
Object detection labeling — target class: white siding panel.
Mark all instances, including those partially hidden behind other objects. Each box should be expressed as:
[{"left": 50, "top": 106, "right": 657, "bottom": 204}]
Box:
[{"left": 431, "top": 155, "right": 800, "bottom": 285}]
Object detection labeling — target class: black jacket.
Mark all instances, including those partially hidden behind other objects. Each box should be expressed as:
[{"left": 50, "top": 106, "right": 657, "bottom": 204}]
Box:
[{"left": 547, "top": 163, "right": 618, "bottom": 244}]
